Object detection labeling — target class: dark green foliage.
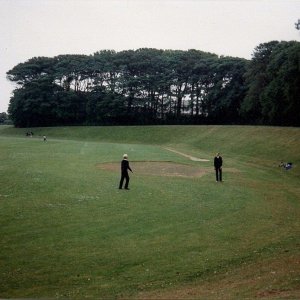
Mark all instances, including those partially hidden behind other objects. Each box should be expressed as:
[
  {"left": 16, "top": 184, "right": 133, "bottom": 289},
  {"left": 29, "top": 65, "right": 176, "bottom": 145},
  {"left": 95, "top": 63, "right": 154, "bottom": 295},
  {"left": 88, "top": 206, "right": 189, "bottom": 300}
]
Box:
[
  {"left": 6, "top": 43, "right": 300, "bottom": 127},
  {"left": 203, "top": 57, "right": 248, "bottom": 124},
  {"left": 9, "top": 78, "right": 61, "bottom": 127},
  {"left": 241, "top": 41, "right": 300, "bottom": 126},
  {"left": 0, "top": 112, "right": 10, "bottom": 124}
]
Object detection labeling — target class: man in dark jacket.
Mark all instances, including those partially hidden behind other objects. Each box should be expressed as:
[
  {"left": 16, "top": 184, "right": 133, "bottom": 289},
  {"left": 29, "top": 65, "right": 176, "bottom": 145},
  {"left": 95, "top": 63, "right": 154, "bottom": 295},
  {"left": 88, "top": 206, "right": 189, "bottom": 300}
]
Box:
[
  {"left": 214, "top": 153, "right": 223, "bottom": 182},
  {"left": 119, "top": 154, "right": 133, "bottom": 190}
]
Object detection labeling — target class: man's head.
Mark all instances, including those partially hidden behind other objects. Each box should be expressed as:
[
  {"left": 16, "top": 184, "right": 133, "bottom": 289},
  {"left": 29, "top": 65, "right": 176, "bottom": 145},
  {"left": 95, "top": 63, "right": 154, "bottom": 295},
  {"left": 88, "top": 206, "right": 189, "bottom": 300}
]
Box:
[{"left": 123, "top": 154, "right": 128, "bottom": 159}]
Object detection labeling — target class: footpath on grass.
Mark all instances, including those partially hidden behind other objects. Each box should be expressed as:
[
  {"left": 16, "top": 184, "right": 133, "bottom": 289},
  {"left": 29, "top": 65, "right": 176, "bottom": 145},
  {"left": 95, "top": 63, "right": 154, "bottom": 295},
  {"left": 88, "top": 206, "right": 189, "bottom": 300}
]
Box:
[{"left": 164, "top": 147, "right": 210, "bottom": 162}]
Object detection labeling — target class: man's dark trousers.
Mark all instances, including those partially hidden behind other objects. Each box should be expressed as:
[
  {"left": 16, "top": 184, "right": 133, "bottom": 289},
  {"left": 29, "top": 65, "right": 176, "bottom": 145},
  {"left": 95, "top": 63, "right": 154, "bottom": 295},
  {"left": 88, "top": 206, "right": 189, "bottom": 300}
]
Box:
[
  {"left": 215, "top": 168, "right": 222, "bottom": 182},
  {"left": 119, "top": 172, "right": 129, "bottom": 189}
]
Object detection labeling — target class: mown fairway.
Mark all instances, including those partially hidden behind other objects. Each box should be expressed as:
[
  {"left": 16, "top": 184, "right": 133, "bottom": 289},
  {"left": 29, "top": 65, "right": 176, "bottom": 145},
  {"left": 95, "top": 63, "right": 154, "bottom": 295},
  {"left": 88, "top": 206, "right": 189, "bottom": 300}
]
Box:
[{"left": 0, "top": 125, "right": 299, "bottom": 299}]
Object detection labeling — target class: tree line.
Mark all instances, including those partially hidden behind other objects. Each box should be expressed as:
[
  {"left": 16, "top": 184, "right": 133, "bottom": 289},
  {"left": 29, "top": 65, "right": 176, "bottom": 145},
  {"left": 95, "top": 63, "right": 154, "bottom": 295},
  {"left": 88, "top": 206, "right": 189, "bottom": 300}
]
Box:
[
  {"left": 0, "top": 112, "right": 11, "bottom": 125},
  {"left": 7, "top": 41, "right": 300, "bottom": 127}
]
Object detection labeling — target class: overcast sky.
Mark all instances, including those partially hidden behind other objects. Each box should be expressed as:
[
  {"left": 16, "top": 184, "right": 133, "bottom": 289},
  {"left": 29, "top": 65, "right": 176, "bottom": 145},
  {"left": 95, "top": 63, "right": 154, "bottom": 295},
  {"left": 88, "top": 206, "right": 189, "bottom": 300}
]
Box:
[{"left": 0, "top": 0, "right": 299, "bottom": 112}]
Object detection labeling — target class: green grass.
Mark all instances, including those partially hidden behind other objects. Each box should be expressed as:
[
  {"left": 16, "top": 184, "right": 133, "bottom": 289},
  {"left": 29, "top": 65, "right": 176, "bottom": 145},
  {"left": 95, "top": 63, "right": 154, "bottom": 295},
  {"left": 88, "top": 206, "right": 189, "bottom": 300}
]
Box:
[{"left": 0, "top": 125, "right": 299, "bottom": 299}]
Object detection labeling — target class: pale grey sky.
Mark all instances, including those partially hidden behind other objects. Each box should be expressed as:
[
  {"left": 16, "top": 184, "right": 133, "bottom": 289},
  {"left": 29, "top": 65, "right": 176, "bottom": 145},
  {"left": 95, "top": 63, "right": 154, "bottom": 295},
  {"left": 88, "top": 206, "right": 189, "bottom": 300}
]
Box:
[{"left": 0, "top": 0, "right": 299, "bottom": 112}]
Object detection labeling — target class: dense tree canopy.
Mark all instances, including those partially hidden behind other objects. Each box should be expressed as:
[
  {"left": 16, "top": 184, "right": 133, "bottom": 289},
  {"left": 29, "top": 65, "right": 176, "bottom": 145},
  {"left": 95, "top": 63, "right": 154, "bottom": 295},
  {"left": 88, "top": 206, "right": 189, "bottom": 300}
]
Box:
[
  {"left": 0, "top": 112, "right": 10, "bottom": 124},
  {"left": 241, "top": 41, "right": 300, "bottom": 126},
  {"left": 7, "top": 42, "right": 300, "bottom": 127}
]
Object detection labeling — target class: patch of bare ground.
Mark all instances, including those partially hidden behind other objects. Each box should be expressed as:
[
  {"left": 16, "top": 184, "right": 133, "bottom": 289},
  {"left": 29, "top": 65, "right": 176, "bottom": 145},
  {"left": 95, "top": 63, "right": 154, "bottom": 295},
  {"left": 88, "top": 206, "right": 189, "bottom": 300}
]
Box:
[
  {"left": 97, "top": 161, "right": 210, "bottom": 178},
  {"left": 132, "top": 252, "right": 300, "bottom": 299},
  {"left": 97, "top": 161, "right": 239, "bottom": 178}
]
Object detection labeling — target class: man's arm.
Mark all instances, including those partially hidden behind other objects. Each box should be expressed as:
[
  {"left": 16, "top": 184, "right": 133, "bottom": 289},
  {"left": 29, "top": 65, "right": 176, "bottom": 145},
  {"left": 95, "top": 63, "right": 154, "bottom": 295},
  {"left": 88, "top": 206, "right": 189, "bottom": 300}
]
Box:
[{"left": 126, "top": 161, "right": 133, "bottom": 173}]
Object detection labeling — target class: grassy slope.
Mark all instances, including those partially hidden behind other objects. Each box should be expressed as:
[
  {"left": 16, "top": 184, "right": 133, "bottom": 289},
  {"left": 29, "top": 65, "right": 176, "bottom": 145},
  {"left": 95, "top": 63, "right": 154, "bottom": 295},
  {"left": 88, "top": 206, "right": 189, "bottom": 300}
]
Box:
[
  {"left": 1, "top": 124, "right": 299, "bottom": 161},
  {"left": 0, "top": 125, "right": 299, "bottom": 299}
]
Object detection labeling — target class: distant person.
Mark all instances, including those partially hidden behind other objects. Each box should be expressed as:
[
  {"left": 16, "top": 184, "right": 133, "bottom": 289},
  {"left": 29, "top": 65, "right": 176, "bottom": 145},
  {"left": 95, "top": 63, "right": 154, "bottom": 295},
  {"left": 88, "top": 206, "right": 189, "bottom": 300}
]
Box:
[
  {"left": 214, "top": 152, "right": 223, "bottom": 182},
  {"left": 43, "top": 135, "right": 47, "bottom": 142},
  {"left": 119, "top": 154, "right": 133, "bottom": 190},
  {"left": 285, "top": 162, "right": 293, "bottom": 170},
  {"left": 280, "top": 161, "right": 293, "bottom": 170}
]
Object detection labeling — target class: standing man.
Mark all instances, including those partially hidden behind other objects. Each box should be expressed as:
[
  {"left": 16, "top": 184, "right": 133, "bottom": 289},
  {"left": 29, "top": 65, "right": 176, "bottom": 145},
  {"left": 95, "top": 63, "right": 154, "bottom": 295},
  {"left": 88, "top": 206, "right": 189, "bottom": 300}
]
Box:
[
  {"left": 214, "top": 152, "right": 223, "bottom": 182},
  {"left": 119, "top": 154, "right": 133, "bottom": 190}
]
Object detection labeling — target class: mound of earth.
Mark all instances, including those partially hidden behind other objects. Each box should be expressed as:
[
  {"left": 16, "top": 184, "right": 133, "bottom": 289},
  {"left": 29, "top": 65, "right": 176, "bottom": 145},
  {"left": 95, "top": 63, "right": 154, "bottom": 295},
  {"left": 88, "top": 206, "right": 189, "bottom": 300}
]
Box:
[{"left": 97, "top": 161, "right": 211, "bottom": 178}]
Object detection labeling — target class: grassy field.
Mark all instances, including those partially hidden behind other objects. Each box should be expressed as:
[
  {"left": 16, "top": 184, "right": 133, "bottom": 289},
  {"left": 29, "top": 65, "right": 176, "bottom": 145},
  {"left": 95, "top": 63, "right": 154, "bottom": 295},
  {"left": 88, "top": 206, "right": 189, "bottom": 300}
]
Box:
[{"left": 0, "top": 125, "right": 299, "bottom": 299}]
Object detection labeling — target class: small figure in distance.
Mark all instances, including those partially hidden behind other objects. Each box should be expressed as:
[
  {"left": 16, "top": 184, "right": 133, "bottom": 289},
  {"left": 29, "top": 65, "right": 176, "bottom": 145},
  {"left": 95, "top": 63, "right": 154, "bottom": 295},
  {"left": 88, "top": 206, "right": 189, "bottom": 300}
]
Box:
[
  {"left": 43, "top": 135, "right": 47, "bottom": 142},
  {"left": 279, "top": 161, "right": 293, "bottom": 170},
  {"left": 285, "top": 162, "right": 293, "bottom": 170},
  {"left": 119, "top": 154, "right": 133, "bottom": 190},
  {"left": 214, "top": 152, "right": 223, "bottom": 182}
]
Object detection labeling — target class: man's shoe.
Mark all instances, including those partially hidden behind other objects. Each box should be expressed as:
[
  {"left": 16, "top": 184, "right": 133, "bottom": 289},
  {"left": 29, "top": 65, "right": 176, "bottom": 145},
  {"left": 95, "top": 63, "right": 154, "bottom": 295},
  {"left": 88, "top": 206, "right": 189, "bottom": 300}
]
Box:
[{"left": 125, "top": 188, "right": 130, "bottom": 190}]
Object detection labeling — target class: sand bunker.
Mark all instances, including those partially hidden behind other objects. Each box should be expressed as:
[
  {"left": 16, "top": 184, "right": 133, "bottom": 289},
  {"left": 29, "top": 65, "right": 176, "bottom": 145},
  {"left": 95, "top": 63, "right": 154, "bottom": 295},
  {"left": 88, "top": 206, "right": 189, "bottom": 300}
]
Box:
[{"left": 97, "top": 161, "right": 210, "bottom": 178}]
